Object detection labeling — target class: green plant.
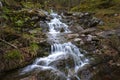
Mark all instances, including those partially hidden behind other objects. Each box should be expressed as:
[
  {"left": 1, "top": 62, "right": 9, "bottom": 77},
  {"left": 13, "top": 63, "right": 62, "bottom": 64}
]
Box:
[
  {"left": 29, "top": 43, "right": 39, "bottom": 56},
  {"left": 15, "top": 20, "right": 24, "bottom": 27},
  {"left": 0, "top": 14, "right": 9, "bottom": 20},
  {"left": 21, "top": 1, "right": 42, "bottom": 9},
  {"left": 4, "top": 50, "right": 22, "bottom": 60}
]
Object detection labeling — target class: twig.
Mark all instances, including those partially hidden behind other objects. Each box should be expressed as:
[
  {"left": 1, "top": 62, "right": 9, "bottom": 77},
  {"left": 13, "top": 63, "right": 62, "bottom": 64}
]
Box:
[{"left": 0, "top": 38, "right": 18, "bottom": 49}]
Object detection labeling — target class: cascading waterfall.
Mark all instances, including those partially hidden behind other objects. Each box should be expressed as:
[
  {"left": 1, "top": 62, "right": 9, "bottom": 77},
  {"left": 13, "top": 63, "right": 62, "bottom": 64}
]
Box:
[
  {"left": 47, "top": 18, "right": 70, "bottom": 33},
  {"left": 21, "top": 11, "right": 89, "bottom": 80},
  {"left": 47, "top": 11, "right": 70, "bottom": 33}
]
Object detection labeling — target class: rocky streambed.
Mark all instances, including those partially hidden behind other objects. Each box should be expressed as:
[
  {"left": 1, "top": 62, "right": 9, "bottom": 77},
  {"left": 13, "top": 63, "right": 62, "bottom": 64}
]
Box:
[{"left": 0, "top": 9, "right": 120, "bottom": 80}]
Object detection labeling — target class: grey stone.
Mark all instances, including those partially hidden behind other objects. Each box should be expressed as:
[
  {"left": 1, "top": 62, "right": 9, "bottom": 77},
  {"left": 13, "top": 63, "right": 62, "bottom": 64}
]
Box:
[{"left": 0, "top": 1, "right": 2, "bottom": 8}]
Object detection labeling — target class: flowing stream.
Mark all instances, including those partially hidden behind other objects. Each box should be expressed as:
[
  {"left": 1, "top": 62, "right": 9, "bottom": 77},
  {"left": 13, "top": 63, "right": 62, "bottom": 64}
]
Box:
[{"left": 21, "top": 11, "right": 89, "bottom": 80}]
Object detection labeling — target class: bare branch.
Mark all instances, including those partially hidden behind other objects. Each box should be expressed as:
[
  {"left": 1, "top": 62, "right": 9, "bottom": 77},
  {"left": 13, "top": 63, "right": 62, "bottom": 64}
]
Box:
[{"left": 0, "top": 38, "right": 18, "bottom": 49}]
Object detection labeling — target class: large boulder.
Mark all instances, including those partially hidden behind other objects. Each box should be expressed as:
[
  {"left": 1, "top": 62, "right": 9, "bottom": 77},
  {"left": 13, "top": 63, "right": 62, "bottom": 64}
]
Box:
[
  {"left": 48, "top": 54, "right": 75, "bottom": 72},
  {"left": 36, "top": 53, "right": 75, "bottom": 74},
  {"left": 37, "top": 68, "right": 66, "bottom": 80},
  {"left": 20, "top": 67, "right": 66, "bottom": 80}
]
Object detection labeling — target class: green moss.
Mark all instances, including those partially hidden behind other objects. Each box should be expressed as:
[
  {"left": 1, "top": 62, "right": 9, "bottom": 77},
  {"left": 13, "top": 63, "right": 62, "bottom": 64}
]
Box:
[
  {"left": 15, "top": 20, "right": 24, "bottom": 27},
  {"left": 22, "top": 33, "right": 34, "bottom": 39},
  {"left": 30, "top": 43, "right": 39, "bottom": 52},
  {"left": 4, "top": 50, "right": 22, "bottom": 60},
  {"left": 0, "top": 14, "right": 9, "bottom": 20},
  {"left": 34, "top": 28, "right": 42, "bottom": 31},
  {"left": 29, "top": 43, "right": 39, "bottom": 56},
  {"left": 9, "top": 12, "right": 31, "bottom": 27}
]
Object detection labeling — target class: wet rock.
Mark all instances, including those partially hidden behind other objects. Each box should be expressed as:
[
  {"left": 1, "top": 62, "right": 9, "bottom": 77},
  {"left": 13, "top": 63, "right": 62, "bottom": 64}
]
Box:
[
  {"left": 74, "top": 38, "right": 82, "bottom": 42},
  {"left": 39, "top": 21, "right": 49, "bottom": 32},
  {"left": 69, "top": 25, "right": 84, "bottom": 33},
  {"left": 68, "top": 75, "right": 80, "bottom": 80},
  {"left": 86, "top": 35, "right": 94, "bottom": 42},
  {"left": 29, "top": 30, "right": 38, "bottom": 34},
  {"left": 89, "top": 17, "right": 101, "bottom": 27},
  {"left": 19, "top": 66, "right": 66, "bottom": 80},
  {"left": 36, "top": 47, "right": 79, "bottom": 74},
  {"left": 20, "top": 76, "right": 37, "bottom": 80},
  {"left": 31, "top": 16, "right": 39, "bottom": 21},
  {"left": 79, "top": 16, "right": 100, "bottom": 28},
  {"left": 77, "top": 64, "right": 91, "bottom": 74},
  {"left": 77, "top": 64, "right": 92, "bottom": 80},
  {"left": 64, "top": 12, "right": 101, "bottom": 29},
  {"left": 86, "top": 34, "right": 96, "bottom": 42},
  {"left": 45, "top": 16, "right": 51, "bottom": 21},
  {"left": 81, "top": 28, "right": 96, "bottom": 34},
  {"left": 96, "top": 30, "right": 116, "bottom": 38},
  {"left": 115, "top": 28, "right": 120, "bottom": 37},
  {"left": 36, "top": 68, "right": 66, "bottom": 80},
  {"left": 114, "top": 13, "right": 119, "bottom": 17},
  {"left": 73, "top": 38, "right": 84, "bottom": 46},
  {"left": 63, "top": 12, "right": 73, "bottom": 16},
  {"left": 66, "top": 33, "right": 79, "bottom": 39},
  {"left": 98, "top": 20, "right": 104, "bottom": 25},
  {"left": 81, "top": 70, "right": 92, "bottom": 80},
  {"left": 72, "top": 12, "right": 84, "bottom": 18},
  {"left": 47, "top": 54, "right": 75, "bottom": 71},
  {"left": 0, "top": 1, "right": 2, "bottom": 9}
]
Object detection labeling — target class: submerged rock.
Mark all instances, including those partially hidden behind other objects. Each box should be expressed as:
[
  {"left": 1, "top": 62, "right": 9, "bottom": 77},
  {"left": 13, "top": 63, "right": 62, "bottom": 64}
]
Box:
[
  {"left": 48, "top": 54, "right": 75, "bottom": 71},
  {"left": 21, "top": 67, "right": 66, "bottom": 80},
  {"left": 37, "top": 68, "right": 66, "bottom": 80}
]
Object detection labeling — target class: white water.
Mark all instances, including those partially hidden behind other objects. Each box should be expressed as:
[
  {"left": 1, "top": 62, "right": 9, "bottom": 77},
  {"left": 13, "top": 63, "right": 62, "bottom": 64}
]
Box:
[
  {"left": 22, "top": 11, "right": 89, "bottom": 80},
  {"left": 47, "top": 18, "right": 70, "bottom": 33}
]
